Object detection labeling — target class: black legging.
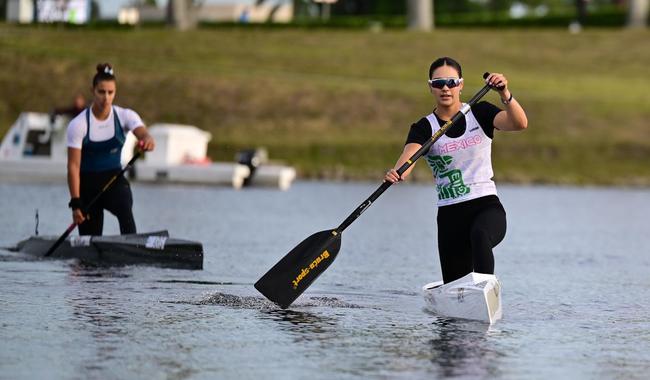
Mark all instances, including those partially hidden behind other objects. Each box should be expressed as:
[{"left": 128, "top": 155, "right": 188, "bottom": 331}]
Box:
[
  {"left": 436, "top": 195, "right": 506, "bottom": 283},
  {"left": 78, "top": 170, "right": 136, "bottom": 236}
]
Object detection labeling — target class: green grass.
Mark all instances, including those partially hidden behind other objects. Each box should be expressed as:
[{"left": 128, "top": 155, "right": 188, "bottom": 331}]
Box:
[{"left": 1, "top": 24, "right": 649, "bottom": 185}]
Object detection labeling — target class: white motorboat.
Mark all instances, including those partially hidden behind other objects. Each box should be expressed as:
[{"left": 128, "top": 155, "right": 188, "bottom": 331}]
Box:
[
  {"left": 0, "top": 113, "right": 295, "bottom": 189},
  {"left": 422, "top": 272, "right": 502, "bottom": 324}
]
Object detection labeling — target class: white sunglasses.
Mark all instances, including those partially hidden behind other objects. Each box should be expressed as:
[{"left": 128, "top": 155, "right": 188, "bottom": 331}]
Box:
[{"left": 428, "top": 77, "right": 463, "bottom": 89}]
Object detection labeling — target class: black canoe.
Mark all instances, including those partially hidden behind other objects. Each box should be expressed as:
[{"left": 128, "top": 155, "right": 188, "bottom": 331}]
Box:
[{"left": 9, "top": 230, "right": 203, "bottom": 270}]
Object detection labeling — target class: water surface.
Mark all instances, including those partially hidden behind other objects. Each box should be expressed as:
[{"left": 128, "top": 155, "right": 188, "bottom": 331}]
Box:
[{"left": 1, "top": 181, "right": 649, "bottom": 379}]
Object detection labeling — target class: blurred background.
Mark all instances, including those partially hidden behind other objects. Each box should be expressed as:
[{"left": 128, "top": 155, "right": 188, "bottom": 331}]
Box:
[{"left": 1, "top": 0, "right": 648, "bottom": 185}]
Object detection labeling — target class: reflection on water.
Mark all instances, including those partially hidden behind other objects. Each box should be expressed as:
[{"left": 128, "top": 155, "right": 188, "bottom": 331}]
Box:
[
  {"left": 264, "top": 308, "right": 336, "bottom": 326},
  {"left": 68, "top": 263, "right": 132, "bottom": 278},
  {"left": 65, "top": 266, "right": 133, "bottom": 374},
  {"left": 156, "top": 279, "right": 248, "bottom": 286},
  {"left": 263, "top": 309, "right": 339, "bottom": 342},
  {"left": 60, "top": 264, "right": 203, "bottom": 379},
  {"left": 199, "top": 289, "right": 508, "bottom": 379},
  {"left": 427, "top": 318, "right": 502, "bottom": 378}
]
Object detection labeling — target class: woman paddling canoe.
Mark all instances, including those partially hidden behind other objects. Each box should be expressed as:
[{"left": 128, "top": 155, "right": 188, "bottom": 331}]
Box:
[
  {"left": 384, "top": 57, "right": 528, "bottom": 283},
  {"left": 66, "top": 63, "right": 155, "bottom": 236}
]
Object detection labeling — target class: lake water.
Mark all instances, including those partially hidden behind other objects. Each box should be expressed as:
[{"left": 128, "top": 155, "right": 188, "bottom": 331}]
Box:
[{"left": 1, "top": 181, "right": 649, "bottom": 380}]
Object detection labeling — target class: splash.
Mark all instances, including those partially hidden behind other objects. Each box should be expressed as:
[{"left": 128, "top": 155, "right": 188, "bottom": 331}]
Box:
[
  {"left": 301, "top": 296, "right": 363, "bottom": 309},
  {"left": 199, "top": 292, "right": 274, "bottom": 309},
  {"left": 178, "top": 292, "right": 365, "bottom": 310}
]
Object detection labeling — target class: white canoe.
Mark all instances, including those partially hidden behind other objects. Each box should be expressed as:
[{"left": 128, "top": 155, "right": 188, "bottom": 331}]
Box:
[{"left": 422, "top": 272, "right": 502, "bottom": 324}]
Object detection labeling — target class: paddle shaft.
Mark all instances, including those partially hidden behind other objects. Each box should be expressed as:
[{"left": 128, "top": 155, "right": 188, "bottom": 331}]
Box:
[
  {"left": 43, "top": 152, "right": 141, "bottom": 257},
  {"left": 336, "top": 82, "right": 493, "bottom": 233}
]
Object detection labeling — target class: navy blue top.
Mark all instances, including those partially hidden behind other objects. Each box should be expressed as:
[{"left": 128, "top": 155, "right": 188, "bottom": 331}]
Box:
[{"left": 80, "top": 107, "right": 126, "bottom": 173}]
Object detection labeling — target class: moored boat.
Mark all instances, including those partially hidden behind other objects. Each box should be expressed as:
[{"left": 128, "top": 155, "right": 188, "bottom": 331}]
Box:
[
  {"left": 0, "top": 113, "right": 296, "bottom": 189},
  {"left": 9, "top": 230, "right": 203, "bottom": 270},
  {"left": 422, "top": 272, "right": 502, "bottom": 324}
]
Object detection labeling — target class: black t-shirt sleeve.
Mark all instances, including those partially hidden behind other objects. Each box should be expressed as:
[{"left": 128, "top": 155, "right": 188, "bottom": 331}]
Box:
[
  {"left": 405, "top": 117, "right": 432, "bottom": 146},
  {"left": 472, "top": 101, "right": 502, "bottom": 139}
]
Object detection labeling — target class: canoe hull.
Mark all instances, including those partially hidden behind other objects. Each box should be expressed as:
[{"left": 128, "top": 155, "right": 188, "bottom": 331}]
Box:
[
  {"left": 422, "top": 272, "right": 502, "bottom": 324},
  {"left": 10, "top": 231, "right": 203, "bottom": 270}
]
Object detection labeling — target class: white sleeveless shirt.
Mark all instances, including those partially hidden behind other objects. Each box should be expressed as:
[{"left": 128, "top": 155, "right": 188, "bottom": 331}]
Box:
[
  {"left": 66, "top": 105, "right": 144, "bottom": 149},
  {"left": 424, "top": 106, "right": 497, "bottom": 207}
]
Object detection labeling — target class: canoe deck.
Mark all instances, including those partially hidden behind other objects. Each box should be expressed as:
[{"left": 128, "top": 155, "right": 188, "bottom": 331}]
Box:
[
  {"left": 9, "top": 230, "right": 203, "bottom": 270},
  {"left": 422, "top": 272, "right": 502, "bottom": 324}
]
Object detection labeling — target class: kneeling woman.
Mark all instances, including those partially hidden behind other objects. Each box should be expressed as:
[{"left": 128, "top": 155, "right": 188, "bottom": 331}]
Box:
[
  {"left": 385, "top": 57, "right": 528, "bottom": 283},
  {"left": 66, "top": 63, "right": 155, "bottom": 236}
]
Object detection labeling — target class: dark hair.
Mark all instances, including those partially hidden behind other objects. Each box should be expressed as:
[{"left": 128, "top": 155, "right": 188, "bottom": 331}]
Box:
[
  {"left": 93, "top": 63, "right": 116, "bottom": 87},
  {"left": 428, "top": 57, "right": 462, "bottom": 79}
]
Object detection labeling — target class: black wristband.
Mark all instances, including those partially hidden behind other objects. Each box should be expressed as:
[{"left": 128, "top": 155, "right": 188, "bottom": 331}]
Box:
[
  {"left": 68, "top": 198, "right": 83, "bottom": 210},
  {"left": 501, "top": 92, "right": 513, "bottom": 105}
]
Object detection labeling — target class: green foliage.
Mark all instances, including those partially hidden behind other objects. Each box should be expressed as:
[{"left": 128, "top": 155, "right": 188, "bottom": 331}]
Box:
[
  {"left": 436, "top": 6, "right": 627, "bottom": 27},
  {"left": 323, "top": 0, "right": 630, "bottom": 28}
]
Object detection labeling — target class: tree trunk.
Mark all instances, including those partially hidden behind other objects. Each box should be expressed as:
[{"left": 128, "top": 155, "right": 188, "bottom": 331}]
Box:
[
  {"left": 407, "top": 0, "right": 433, "bottom": 31},
  {"left": 575, "top": 0, "right": 588, "bottom": 25},
  {"left": 168, "top": 0, "right": 196, "bottom": 30},
  {"left": 321, "top": 3, "right": 331, "bottom": 21},
  {"left": 627, "top": 0, "right": 649, "bottom": 28}
]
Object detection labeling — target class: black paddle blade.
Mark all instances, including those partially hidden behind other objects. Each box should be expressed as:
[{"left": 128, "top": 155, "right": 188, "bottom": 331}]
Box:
[{"left": 255, "top": 229, "right": 342, "bottom": 309}]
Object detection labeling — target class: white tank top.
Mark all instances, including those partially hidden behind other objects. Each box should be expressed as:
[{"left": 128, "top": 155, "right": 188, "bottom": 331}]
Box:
[{"left": 424, "top": 106, "right": 497, "bottom": 207}]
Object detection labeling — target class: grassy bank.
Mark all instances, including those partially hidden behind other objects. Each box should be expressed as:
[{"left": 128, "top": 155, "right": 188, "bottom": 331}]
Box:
[{"left": 1, "top": 24, "right": 649, "bottom": 185}]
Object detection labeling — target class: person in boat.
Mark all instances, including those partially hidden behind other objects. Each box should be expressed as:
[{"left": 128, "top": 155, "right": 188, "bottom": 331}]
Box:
[
  {"left": 66, "top": 63, "right": 155, "bottom": 236},
  {"left": 50, "top": 93, "right": 87, "bottom": 124},
  {"left": 384, "top": 57, "right": 528, "bottom": 283}
]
